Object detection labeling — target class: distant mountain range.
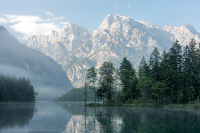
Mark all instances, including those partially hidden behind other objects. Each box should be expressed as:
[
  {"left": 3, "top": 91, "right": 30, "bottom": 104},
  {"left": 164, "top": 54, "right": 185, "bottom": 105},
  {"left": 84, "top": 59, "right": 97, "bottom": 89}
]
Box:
[
  {"left": 25, "top": 14, "right": 200, "bottom": 87},
  {"left": 0, "top": 26, "right": 73, "bottom": 100}
]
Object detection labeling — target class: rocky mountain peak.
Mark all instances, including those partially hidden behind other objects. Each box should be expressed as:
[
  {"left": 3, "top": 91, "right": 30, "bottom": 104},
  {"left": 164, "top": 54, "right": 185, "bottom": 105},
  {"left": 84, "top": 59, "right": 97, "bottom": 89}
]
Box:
[
  {"left": 25, "top": 22, "right": 93, "bottom": 63},
  {"left": 99, "top": 14, "right": 134, "bottom": 30},
  {"left": 181, "top": 24, "right": 198, "bottom": 34},
  {"left": 25, "top": 14, "right": 200, "bottom": 87},
  {"left": 61, "top": 22, "right": 93, "bottom": 34}
]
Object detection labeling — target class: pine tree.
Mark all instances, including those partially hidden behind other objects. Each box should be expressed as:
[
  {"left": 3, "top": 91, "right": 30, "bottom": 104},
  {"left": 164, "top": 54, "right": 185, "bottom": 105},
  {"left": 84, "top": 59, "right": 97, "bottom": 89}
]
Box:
[
  {"left": 149, "top": 47, "right": 161, "bottom": 83},
  {"left": 119, "top": 57, "right": 138, "bottom": 103},
  {"left": 97, "top": 77, "right": 107, "bottom": 103},
  {"left": 150, "top": 81, "right": 168, "bottom": 104},
  {"left": 195, "top": 43, "right": 200, "bottom": 99},
  {"left": 119, "top": 57, "right": 132, "bottom": 95},
  {"left": 138, "top": 56, "right": 147, "bottom": 78},
  {"left": 114, "top": 69, "right": 120, "bottom": 102},
  {"left": 99, "top": 62, "right": 115, "bottom": 102},
  {"left": 136, "top": 76, "right": 152, "bottom": 103},
  {"left": 87, "top": 66, "right": 97, "bottom": 104},
  {"left": 183, "top": 39, "right": 198, "bottom": 103},
  {"left": 168, "top": 40, "right": 183, "bottom": 103},
  {"left": 127, "top": 66, "right": 138, "bottom": 101},
  {"left": 0, "top": 80, "right": 8, "bottom": 101}
]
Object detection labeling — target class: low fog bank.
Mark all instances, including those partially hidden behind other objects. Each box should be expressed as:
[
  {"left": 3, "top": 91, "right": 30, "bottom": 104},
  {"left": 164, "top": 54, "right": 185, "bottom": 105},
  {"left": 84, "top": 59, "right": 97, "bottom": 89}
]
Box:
[
  {"left": 0, "top": 64, "right": 69, "bottom": 101},
  {"left": 34, "top": 86, "right": 66, "bottom": 101},
  {"left": 0, "top": 64, "right": 31, "bottom": 79}
]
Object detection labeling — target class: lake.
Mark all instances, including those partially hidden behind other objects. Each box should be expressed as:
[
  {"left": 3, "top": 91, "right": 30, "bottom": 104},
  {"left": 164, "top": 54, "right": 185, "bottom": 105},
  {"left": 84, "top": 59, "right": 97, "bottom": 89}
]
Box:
[{"left": 0, "top": 102, "right": 200, "bottom": 133}]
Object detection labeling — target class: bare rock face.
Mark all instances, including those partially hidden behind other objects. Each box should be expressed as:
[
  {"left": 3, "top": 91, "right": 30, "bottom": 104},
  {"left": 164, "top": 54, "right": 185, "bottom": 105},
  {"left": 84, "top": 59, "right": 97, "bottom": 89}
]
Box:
[
  {"left": 25, "top": 23, "right": 93, "bottom": 63},
  {"left": 25, "top": 14, "right": 200, "bottom": 87}
]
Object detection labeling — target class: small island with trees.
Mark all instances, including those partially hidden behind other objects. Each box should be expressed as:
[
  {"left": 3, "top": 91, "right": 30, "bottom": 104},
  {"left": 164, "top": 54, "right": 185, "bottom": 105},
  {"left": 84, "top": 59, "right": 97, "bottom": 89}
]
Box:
[{"left": 85, "top": 39, "right": 200, "bottom": 109}]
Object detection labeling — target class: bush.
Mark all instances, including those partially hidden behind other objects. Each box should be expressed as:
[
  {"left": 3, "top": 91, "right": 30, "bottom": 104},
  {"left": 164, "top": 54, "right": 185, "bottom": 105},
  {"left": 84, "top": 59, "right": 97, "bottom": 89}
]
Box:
[{"left": 127, "top": 99, "right": 133, "bottom": 104}]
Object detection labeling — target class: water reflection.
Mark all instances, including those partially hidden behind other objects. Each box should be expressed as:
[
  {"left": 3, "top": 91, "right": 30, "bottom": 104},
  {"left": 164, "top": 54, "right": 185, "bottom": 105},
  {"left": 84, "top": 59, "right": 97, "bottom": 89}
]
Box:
[
  {"left": 0, "top": 102, "right": 72, "bottom": 133},
  {"left": 0, "top": 102, "right": 200, "bottom": 133},
  {"left": 0, "top": 103, "right": 36, "bottom": 130},
  {"left": 58, "top": 103, "right": 200, "bottom": 133}
]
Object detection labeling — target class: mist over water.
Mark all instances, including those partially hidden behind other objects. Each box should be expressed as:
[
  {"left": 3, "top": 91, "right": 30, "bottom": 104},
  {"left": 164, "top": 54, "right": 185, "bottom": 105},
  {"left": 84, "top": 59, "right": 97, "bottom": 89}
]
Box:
[
  {"left": 35, "top": 87, "right": 66, "bottom": 101},
  {"left": 1, "top": 102, "right": 200, "bottom": 133},
  {"left": 0, "top": 64, "right": 66, "bottom": 101},
  {"left": 0, "top": 27, "right": 73, "bottom": 101}
]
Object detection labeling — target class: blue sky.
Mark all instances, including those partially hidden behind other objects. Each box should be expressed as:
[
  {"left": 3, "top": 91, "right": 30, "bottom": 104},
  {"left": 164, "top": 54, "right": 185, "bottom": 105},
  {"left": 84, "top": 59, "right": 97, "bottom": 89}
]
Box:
[{"left": 0, "top": 0, "right": 199, "bottom": 42}]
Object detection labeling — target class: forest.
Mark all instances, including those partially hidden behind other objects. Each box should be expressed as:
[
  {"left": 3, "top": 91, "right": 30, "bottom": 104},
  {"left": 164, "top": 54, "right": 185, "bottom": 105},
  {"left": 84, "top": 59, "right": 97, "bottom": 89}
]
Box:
[
  {"left": 0, "top": 73, "right": 37, "bottom": 102},
  {"left": 56, "top": 87, "right": 96, "bottom": 101},
  {"left": 86, "top": 39, "right": 200, "bottom": 105}
]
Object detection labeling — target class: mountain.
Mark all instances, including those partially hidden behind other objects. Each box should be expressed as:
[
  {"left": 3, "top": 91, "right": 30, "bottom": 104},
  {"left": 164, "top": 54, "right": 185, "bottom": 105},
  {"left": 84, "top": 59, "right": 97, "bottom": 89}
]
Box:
[
  {"left": 25, "top": 22, "right": 93, "bottom": 63},
  {"left": 0, "top": 26, "right": 73, "bottom": 100},
  {"left": 25, "top": 14, "right": 200, "bottom": 87}
]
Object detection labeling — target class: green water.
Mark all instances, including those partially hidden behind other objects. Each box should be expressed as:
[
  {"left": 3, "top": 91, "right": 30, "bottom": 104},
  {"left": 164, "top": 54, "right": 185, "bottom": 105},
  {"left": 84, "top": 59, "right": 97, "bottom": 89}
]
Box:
[{"left": 0, "top": 102, "right": 200, "bottom": 133}]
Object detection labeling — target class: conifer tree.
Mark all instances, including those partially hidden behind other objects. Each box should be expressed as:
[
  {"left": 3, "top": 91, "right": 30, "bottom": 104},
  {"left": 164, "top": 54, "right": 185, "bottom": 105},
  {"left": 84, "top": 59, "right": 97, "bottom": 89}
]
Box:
[
  {"left": 0, "top": 80, "right": 8, "bottom": 101},
  {"left": 168, "top": 40, "right": 183, "bottom": 103},
  {"left": 149, "top": 47, "right": 161, "bottom": 83},
  {"left": 87, "top": 66, "right": 97, "bottom": 104},
  {"left": 138, "top": 56, "right": 147, "bottom": 78},
  {"left": 99, "top": 62, "right": 115, "bottom": 102},
  {"left": 119, "top": 57, "right": 138, "bottom": 103}
]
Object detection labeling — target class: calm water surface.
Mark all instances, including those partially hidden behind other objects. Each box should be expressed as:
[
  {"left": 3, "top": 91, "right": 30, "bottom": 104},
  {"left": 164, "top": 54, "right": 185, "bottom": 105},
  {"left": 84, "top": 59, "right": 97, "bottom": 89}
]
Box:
[{"left": 0, "top": 102, "right": 200, "bottom": 133}]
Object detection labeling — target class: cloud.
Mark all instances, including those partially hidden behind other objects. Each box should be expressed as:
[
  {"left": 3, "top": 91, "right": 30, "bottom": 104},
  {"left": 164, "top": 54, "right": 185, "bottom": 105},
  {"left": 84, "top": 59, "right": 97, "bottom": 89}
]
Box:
[
  {"left": 46, "top": 16, "right": 64, "bottom": 21},
  {"left": 127, "top": 4, "right": 131, "bottom": 8},
  {"left": 46, "top": 12, "right": 54, "bottom": 17},
  {"left": 4, "top": 14, "right": 42, "bottom": 23},
  {"left": 0, "top": 17, "right": 8, "bottom": 23},
  {"left": 115, "top": 3, "right": 118, "bottom": 7},
  {"left": 2, "top": 14, "right": 63, "bottom": 40}
]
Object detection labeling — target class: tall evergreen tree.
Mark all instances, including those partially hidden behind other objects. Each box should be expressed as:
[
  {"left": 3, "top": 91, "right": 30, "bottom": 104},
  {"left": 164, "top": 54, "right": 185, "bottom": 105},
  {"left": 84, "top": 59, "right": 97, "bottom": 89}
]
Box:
[
  {"left": 149, "top": 47, "right": 161, "bottom": 83},
  {"left": 87, "top": 66, "right": 97, "bottom": 104},
  {"left": 168, "top": 40, "right": 183, "bottom": 103},
  {"left": 0, "top": 80, "right": 8, "bottom": 101},
  {"left": 127, "top": 66, "right": 138, "bottom": 101},
  {"left": 138, "top": 56, "right": 147, "bottom": 78},
  {"left": 119, "top": 57, "right": 138, "bottom": 103},
  {"left": 99, "top": 62, "right": 115, "bottom": 102},
  {"left": 114, "top": 69, "right": 120, "bottom": 102}
]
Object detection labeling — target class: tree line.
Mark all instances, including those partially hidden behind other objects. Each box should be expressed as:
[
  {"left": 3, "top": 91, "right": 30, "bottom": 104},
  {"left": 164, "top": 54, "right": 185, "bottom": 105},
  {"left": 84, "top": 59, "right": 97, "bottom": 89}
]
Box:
[
  {"left": 56, "top": 87, "right": 96, "bottom": 101},
  {"left": 86, "top": 39, "right": 200, "bottom": 104},
  {"left": 0, "top": 73, "right": 37, "bottom": 102}
]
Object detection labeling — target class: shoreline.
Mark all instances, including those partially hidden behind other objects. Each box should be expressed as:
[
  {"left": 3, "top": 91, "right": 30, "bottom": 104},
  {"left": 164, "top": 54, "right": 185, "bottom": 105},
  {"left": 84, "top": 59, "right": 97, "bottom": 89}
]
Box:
[
  {"left": 0, "top": 101, "right": 37, "bottom": 103},
  {"left": 85, "top": 103, "right": 200, "bottom": 110}
]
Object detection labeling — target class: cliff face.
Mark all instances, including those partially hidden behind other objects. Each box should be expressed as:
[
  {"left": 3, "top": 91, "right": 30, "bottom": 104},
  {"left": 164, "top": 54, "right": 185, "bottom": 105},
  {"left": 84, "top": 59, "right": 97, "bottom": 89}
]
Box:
[{"left": 25, "top": 23, "right": 93, "bottom": 63}]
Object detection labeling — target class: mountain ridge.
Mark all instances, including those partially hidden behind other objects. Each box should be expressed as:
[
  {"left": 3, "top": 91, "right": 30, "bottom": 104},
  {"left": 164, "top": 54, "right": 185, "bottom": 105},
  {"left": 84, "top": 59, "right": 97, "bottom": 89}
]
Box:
[
  {"left": 25, "top": 22, "right": 93, "bottom": 63},
  {"left": 25, "top": 14, "right": 200, "bottom": 87}
]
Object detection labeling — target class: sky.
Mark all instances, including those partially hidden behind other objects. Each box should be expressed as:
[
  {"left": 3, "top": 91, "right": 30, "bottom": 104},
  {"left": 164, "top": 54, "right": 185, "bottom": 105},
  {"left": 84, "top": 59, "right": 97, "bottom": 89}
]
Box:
[{"left": 0, "top": 0, "right": 200, "bottom": 43}]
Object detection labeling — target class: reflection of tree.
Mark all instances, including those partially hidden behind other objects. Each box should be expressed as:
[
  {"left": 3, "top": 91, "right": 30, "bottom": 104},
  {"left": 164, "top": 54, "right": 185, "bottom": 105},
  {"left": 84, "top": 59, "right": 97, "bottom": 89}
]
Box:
[
  {"left": 118, "top": 108, "right": 200, "bottom": 133},
  {"left": 56, "top": 102, "right": 92, "bottom": 115},
  {"left": 94, "top": 107, "right": 200, "bottom": 133},
  {"left": 95, "top": 107, "right": 117, "bottom": 133},
  {"left": 57, "top": 102, "right": 200, "bottom": 133},
  {"left": 0, "top": 103, "right": 36, "bottom": 129}
]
